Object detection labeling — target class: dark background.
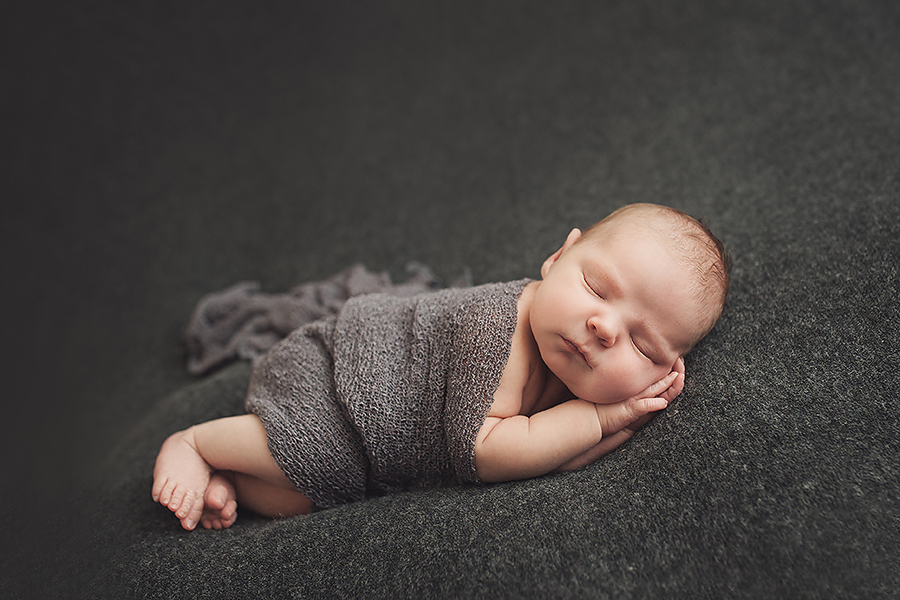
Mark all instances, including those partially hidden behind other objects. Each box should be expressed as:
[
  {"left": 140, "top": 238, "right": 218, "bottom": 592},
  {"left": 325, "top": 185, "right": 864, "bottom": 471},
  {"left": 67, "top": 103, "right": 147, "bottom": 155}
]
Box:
[{"left": 3, "top": 1, "right": 899, "bottom": 598}]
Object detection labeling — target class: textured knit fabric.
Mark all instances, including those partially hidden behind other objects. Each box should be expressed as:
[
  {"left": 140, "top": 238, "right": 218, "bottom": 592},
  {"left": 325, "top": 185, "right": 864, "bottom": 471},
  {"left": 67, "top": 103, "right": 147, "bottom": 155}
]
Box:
[
  {"left": 184, "top": 263, "right": 462, "bottom": 375},
  {"left": 245, "top": 279, "right": 529, "bottom": 508}
]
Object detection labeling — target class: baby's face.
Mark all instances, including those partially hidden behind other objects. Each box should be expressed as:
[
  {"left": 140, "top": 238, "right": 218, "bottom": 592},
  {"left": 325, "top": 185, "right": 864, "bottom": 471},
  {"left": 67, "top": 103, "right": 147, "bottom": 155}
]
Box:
[{"left": 530, "top": 222, "right": 706, "bottom": 405}]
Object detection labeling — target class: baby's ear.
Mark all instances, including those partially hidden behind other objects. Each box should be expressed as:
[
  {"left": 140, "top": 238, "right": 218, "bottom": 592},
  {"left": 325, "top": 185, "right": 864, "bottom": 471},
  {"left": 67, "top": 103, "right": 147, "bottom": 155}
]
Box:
[{"left": 541, "top": 228, "right": 582, "bottom": 278}]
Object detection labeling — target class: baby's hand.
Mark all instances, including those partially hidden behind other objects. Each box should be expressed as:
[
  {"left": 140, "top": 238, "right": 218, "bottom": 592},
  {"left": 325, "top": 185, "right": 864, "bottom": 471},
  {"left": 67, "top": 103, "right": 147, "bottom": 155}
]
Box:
[
  {"left": 620, "top": 356, "right": 685, "bottom": 435},
  {"left": 591, "top": 358, "right": 684, "bottom": 450},
  {"left": 556, "top": 359, "right": 685, "bottom": 472}
]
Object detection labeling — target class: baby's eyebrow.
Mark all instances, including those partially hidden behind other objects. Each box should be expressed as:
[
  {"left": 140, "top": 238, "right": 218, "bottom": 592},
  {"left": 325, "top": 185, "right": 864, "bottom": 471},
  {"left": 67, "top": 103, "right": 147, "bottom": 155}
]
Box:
[{"left": 585, "top": 259, "right": 623, "bottom": 297}]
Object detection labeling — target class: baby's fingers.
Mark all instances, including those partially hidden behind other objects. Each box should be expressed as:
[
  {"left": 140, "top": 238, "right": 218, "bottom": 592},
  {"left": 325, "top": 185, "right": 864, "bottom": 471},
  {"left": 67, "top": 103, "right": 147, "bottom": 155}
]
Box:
[
  {"left": 634, "top": 357, "right": 686, "bottom": 402},
  {"left": 597, "top": 395, "right": 668, "bottom": 436},
  {"left": 660, "top": 369, "right": 685, "bottom": 403},
  {"left": 632, "top": 395, "right": 669, "bottom": 416},
  {"left": 637, "top": 370, "right": 679, "bottom": 400}
]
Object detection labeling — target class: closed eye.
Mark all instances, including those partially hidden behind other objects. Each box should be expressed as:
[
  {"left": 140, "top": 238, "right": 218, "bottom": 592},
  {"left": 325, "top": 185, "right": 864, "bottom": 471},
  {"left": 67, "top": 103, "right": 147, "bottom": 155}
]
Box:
[
  {"left": 583, "top": 273, "right": 604, "bottom": 298},
  {"left": 632, "top": 337, "right": 658, "bottom": 363},
  {"left": 632, "top": 338, "right": 648, "bottom": 358}
]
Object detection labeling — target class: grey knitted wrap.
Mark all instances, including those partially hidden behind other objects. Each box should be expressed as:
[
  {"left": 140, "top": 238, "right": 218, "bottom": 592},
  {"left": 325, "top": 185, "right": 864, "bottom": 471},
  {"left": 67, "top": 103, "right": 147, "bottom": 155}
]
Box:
[{"left": 245, "top": 279, "right": 530, "bottom": 509}]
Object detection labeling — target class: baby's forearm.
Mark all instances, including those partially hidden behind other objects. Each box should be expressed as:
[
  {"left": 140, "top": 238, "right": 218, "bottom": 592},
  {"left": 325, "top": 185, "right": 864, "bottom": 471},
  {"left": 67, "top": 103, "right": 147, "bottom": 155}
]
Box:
[
  {"left": 554, "top": 428, "right": 633, "bottom": 472},
  {"left": 474, "top": 399, "right": 602, "bottom": 482}
]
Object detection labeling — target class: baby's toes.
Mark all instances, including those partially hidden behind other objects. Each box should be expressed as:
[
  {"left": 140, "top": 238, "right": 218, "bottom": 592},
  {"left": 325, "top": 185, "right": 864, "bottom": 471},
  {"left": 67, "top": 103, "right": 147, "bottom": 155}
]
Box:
[
  {"left": 180, "top": 498, "right": 204, "bottom": 531},
  {"left": 202, "top": 500, "right": 238, "bottom": 530},
  {"left": 165, "top": 486, "right": 189, "bottom": 514},
  {"left": 155, "top": 478, "right": 177, "bottom": 506},
  {"left": 221, "top": 501, "right": 238, "bottom": 528},
  {"left": 151, "top": 478, "right": 164, "bottom": 503},
  {"left": 174, "top": 489, "right": 200, "bottom": 518}
]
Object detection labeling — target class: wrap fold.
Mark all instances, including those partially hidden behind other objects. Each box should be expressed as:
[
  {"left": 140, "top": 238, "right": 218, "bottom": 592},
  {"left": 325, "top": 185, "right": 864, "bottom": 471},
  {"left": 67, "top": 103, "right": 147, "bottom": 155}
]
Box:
[{"left": 245, "top": 279, "right": 530, "bottom": 508}]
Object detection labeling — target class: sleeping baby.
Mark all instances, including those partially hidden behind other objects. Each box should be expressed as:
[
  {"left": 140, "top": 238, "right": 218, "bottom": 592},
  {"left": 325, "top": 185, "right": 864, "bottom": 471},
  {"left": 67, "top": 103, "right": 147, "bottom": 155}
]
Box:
[{"left": 152, "top": 202, "right": 731, "bottom": 530}]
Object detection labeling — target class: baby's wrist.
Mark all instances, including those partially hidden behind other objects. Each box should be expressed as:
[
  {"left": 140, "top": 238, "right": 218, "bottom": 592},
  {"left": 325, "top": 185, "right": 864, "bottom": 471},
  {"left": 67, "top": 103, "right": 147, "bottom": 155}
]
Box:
[{"left": 592, "top": 402, "right": 604, "bottom": 436}]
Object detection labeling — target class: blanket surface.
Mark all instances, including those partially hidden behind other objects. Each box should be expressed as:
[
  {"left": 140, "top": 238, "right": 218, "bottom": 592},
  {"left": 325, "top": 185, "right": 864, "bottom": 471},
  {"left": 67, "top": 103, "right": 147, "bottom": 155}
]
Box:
[{"left": 245, "top": 279, "right": 529, "bottom": 508}]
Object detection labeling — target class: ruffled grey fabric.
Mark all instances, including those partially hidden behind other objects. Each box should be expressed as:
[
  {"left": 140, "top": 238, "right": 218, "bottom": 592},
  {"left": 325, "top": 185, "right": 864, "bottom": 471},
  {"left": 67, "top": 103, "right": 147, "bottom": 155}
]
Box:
[
  {"left": 245, "top": 279, "right": 529, "bottom": 508},
  {"left": 185, "top": 263, "right": 467, "bottom": 375}
]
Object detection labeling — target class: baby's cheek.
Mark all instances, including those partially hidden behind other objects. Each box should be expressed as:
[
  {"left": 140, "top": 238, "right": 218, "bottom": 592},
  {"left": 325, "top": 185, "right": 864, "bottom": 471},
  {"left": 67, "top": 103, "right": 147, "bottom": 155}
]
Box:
[
  {"left": 626, "top": 364, "right": 668, "bottom": 398},
  {"left": 601, "top": 369, "right": 648, "bottom": 403}
]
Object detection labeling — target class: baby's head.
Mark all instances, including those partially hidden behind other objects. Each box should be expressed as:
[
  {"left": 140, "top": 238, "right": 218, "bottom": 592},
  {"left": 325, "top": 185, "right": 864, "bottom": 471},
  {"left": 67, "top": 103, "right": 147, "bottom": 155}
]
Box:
[
  {"left": 580, "top": 203, "right": 731, "bottom": 348},
  {"left": 530, "top": 202, "right": 730, "bottom": 404}
]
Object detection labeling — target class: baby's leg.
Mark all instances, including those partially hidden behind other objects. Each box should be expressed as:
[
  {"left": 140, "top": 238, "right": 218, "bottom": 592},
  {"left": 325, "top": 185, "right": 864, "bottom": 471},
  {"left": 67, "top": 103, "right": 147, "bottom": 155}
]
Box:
[
  {"left": 152, "top": 414, "right": 302, "bottom": 530},
  {"left": 200, "top": 472, "right": 238, "bottom": 530},
  {"left": 199, "top": 472, "right": 312, "bottom": 528},
  {"left": 231, "top": 472, "right": 313, "bottom": 518},
  {"left": 152, "top": 426, "right": 215, "bottom": 530}
]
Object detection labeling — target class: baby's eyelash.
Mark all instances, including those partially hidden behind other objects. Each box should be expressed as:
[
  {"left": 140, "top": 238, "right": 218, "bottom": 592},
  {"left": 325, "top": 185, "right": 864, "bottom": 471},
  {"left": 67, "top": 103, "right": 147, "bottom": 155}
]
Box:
[
  {"left": 632, "top": 338, "right": 646, "bottom": 357},
  {"left": 632, "top": 338, "right": 654, "bottom": 361},
  {"left": 583, "top": 274, "right": 603, "bottom": 297}
]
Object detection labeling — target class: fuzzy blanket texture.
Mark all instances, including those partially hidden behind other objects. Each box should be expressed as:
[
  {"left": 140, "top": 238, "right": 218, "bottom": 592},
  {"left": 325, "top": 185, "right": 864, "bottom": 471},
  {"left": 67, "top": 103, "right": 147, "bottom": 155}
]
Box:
[
  {"left": 245, "top": 279, "right": 528, "bottom": 507},
  {"left": 185, "top": 263, "right": 465, "bottom": 375}
]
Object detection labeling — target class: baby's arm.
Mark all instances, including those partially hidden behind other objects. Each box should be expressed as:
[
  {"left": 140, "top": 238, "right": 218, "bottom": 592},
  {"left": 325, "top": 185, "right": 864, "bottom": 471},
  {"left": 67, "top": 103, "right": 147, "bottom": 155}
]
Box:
[
  {"left": 474, "top": 361, "right": 683, "bottom": 482},
  {"left": 475, "top": 398, "right": 612, "bottom": 482},
  {"left": 556, "top": 359, "right": 684, "bottom": 471}
]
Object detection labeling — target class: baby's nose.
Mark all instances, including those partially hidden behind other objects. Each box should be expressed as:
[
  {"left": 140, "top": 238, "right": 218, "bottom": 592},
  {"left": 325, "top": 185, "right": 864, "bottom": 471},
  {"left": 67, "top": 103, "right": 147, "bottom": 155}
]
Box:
[{"left": 588, "top": 314, "right": 618, "bottom": 347}]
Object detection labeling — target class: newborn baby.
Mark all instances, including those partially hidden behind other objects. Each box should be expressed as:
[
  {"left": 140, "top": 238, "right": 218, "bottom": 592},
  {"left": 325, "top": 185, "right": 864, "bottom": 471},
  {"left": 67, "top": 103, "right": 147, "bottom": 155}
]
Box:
[{"left": 153, "top": 203, "right": 730, "bottom": 530}]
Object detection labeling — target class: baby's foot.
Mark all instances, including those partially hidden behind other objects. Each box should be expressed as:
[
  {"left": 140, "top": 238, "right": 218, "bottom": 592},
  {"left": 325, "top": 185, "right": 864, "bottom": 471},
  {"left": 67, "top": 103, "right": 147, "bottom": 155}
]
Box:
[
  {"left": 201, "top": 472, "right": 238, "bottom": 530},
  {"left": 151, "top": 428, "right": 212, "bottom": 530}
]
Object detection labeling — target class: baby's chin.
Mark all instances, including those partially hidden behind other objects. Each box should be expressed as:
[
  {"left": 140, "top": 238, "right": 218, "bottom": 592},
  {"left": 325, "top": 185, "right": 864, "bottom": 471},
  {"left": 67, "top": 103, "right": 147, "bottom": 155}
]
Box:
[
  {"left": 584, "top": 395, "right": 630, "bottom": 405},
  {"left": 567, "top": 381, "right": 650, "bottom": 405},
  {"left": 566, "top": 384, "right": 629, "bottom": 405}
]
